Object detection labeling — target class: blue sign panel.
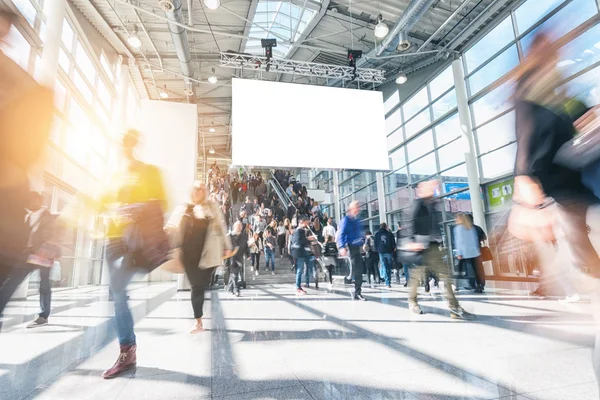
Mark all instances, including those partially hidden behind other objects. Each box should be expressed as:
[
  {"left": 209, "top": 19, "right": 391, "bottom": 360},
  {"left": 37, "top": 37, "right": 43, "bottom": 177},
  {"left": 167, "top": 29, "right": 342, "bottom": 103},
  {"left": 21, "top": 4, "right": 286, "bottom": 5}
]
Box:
[{"left": 443, "top": 182, "right": 470, "bottom": 200}]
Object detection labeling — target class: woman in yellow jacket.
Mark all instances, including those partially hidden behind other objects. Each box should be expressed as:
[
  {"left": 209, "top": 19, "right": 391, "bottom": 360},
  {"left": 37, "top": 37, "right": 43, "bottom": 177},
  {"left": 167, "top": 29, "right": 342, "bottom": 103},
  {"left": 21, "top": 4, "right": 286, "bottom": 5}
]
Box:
[{"left": 100, "top": 129, "right": 167, "bottom": 379}]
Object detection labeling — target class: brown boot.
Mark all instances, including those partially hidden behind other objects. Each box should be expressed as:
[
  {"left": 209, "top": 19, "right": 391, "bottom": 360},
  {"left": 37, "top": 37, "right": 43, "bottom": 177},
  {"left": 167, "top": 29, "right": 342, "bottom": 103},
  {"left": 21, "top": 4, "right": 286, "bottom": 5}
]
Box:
[{"left": 102, "top": 344, "right": 137, "bottom": 379}]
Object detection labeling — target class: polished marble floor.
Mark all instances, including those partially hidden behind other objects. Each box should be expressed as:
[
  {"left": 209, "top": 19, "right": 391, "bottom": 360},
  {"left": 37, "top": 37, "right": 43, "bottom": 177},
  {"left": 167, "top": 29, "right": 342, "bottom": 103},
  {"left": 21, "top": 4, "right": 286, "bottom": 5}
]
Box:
[{"left": 0, "top": 266, "right": 598, "bottom": 400}]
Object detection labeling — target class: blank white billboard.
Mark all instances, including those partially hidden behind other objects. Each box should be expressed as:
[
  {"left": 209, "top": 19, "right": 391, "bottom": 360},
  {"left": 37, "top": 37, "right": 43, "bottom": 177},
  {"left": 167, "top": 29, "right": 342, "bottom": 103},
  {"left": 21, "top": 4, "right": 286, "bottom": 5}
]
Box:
[
  {"left": 231, "top": 78, "right": 389, "bottom": 170},
  {"left": 139, "top": 100, "right": 198, "bottom": 213}
]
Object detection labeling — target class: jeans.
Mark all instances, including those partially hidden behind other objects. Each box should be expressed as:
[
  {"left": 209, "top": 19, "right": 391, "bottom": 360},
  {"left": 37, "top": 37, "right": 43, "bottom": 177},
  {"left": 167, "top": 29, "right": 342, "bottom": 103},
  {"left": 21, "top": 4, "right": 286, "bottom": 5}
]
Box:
[
  {"left": 295, "top": 257, "right": 307, "bottom": 289},
  {"left": 409, "top": 245, "right": 458, "bottom": 310},
  {"left": 38, "top": 267, "right": 51, "bottom": 319},
  {"left": 379, "top": 253, "right": 393, "bottom": 286},
  {"left": 265, "top": 249, "right": 275, "bottom": 272},
  {"left": 228, "top": 265, "right": 241, "bottom": 294},
  {"left": 0, "top": 264, "right": 30, "bottom": 317},
  {"left": 106, "top": 244, "right": 138, "bottom": 346},
  {"left": 251, "top": 253, "right": 261, "bottom": 271},
  {"left": 349, "top": 245, "right": 364, "bottom": 296},
  {"left": 365, "top": 255, "right": 380, "bottom": 284},
  {"left": 304, "top": 256, "right": 315, "bottom": 286},
  {"left": 403, "top": 263, "right": 410, "bottom": 283}
]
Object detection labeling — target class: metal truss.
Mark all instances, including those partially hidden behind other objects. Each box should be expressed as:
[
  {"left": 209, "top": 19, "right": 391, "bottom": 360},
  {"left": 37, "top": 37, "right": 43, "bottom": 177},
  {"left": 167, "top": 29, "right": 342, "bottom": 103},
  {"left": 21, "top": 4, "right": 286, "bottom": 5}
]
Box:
[{"left": 219, "top": 52, "right": 385, "bottom": 84}]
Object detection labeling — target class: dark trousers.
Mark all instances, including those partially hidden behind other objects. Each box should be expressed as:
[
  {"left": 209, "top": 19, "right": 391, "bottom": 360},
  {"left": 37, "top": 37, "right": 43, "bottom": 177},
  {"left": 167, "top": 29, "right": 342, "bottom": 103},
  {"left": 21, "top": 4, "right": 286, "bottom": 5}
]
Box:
[
  {"left": 251, "top": 253, "right": 261, "bottom": 270},
  {"left": 325, "top": 265, "right": 334, "bottom": 284},
  {"left": 0, "top": 265, "right": 30, "bottom": 317},
  {"left": 38, "top": 267, "right": 51, "bottom": 319},
  {"left": 365, "top": 255, "right": 380, "bottom": 284},
  {"left": 349, "top": 245, "right": 364, "bottom": 295},
  {"left": 227, "top": 266, "right": 241, "bottom": 294},
  {"left": 462, "top": 257, "right": 485, "bottom": 290},
  {"left": 183, "top": 264, "right": 215, "bottom": 319}
]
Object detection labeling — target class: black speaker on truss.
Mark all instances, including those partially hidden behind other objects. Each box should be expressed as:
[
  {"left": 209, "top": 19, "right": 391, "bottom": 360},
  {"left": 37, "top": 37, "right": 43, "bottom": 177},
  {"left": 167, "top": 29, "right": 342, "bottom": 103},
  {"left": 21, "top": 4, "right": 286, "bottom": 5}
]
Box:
[{"left": 261, "top": 38, "right": 277, "bottom": 71}]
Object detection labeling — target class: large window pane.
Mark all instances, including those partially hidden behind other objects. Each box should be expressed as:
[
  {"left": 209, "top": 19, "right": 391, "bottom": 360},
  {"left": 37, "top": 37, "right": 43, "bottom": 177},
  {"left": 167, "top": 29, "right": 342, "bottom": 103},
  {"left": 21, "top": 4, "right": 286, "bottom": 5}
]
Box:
[
  {"left": 468, "top": 45, "right": 519, "bottom": 95},
  {"left": 437, "top": 138, "right": 466, "bottom": 171},
  {"left": 402, "top": 87, "right": 428, "bottom": 120},
  {"left": 1, "top": 27, "right": 30, "bottom": 69},
  {"left": 476, "top": 111, "right": 516, "bottom": 154},
  {"left": 386, "top": 108, "right": 402, "bottom": 134},
  {"left": 432, "top": 89, "right": 457, "bottom": 120},
  {"left": 480, "top": 143, "right": 517, "bottom": 179},
  {"left": 429, "top": 65, "right": 454, "bottom": 100},
  {"left": 97, "top": 79, "right": 112, "bottom": 111},
  {"left": 405, "top": 109, "right": 431, "bottom": 139},
  {"left": 563, "top": 65, "right": 600, "bottom": 106},
  {"left": 385, "top": 187, "right": 411, "bottom": 211},
  {"left": 521, "top": 0, "right": 598, "bottom": 55},
  {"left": 434, "top": 113, "right": 461, "bottom": 147},
  {"left": 74, "top": 70, "right": 93, "bottom": 104},
  {"left": 441, "top": 163, "right": 468, "bottom": 185},
  {"left": 54, "top": 80, "right": 68, "bottom": 112},
  {"left": 385, "top": 90, "right": 400, "bottom": 115},
  {"left": 384, "top": 167, "right": 408, "bottom": 194},
  {"left": 75, "top": 43, "right": 97, "bottom": 84},
  {"left": 59, "top": 47, "right": 70, "bottom": 73},
  {"left": 409, "top": 153, "right": 437, "bottom": 182},
  {"left": 389, "top": 146, "right": 406, "bottom": 170},
  {"left": 515, "top": 0, "right": 564, "bottom": 34},
  {"left": 407, "top": 130, "right": 434, "bottom": 161},
  {"left": 387, "top": 129, "right": 404, "bottom": 151},
  {"left": 62, "top": 21, "right": 75, "bottom": 52},
  {"left": 14, "top": 0, "right": 37, "bottom": 26},
  {"left": 471, "top": 82, "right": 514, "bottom": 127},
  {"left": 465, "top": 16, "right": 514, "bottom": 73},
  {"left": 558, "top": 24, "right": 600, "bottom": 77}
]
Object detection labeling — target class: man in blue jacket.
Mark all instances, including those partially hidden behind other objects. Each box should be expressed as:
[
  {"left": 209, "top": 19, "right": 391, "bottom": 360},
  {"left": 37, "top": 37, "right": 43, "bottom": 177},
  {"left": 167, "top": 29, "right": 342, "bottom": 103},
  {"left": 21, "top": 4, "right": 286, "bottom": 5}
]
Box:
[
  {"left": 375, "top": 222, "right": 396, "bottom": 288},
  {"left": 337, "top": 201, "right": 366, "bottom": 301}
]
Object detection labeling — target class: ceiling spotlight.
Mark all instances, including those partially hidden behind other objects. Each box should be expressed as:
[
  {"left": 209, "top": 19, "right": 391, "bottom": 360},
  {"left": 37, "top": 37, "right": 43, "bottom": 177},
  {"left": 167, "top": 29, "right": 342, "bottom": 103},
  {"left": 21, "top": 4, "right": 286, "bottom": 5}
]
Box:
[
  {"left": 209, "top": 124, "right": 216, "bottom": 133},
  {"left": 209, "top": 146, "right": 215, "bottom": 154},
  {"left": 395, "top": 73, "right": 408, "bottom": 85},
  {"left": 208, "top": 68, "right": 218, "bottom": 84},
  {"left": 374, "top": 14, "right": 389, "bottom": 39},
  {"left": 159, "top": 85, "right": 169, "bottom": 99},
  {"left": 127, "top": 25, "right": 142, "bottom": 49},
  {"left": 203, "top": 0, "right": 221, "bottom": 10}
]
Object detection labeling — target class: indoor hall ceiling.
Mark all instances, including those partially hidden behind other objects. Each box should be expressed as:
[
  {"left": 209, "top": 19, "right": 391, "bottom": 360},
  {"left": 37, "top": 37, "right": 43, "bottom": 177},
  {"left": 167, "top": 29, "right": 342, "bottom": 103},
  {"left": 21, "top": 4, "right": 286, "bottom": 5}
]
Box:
[{"left": 73, "top": 0, "right": 518, "bottom": 161}]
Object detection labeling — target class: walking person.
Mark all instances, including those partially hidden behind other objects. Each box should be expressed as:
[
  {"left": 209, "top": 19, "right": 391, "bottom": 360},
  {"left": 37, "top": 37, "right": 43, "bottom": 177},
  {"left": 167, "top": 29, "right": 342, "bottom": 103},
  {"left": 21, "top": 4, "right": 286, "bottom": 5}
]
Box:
[
  {"left": 264, "top": 229, "right": 277, "bottom": 275},
  {"left": 375, "top": 222, "right": 396, "bottom": 289},
  {"left": 100, "top": 129, "right": 169, "bottom": 378},
  {"left": 454, "top": 213, "right": 484, "bottom": 293},
  {"left": 227, "top": 221, "right": 248, "bottom": 297},
  {"left": 363, "top": 230, "right": 380, "bottom": 286},
  {"left": 323, "top": 235, "right": 338, "bottom": 290},
  {"left": 170, "top": 181, "right": 232, "bottom": 334},
  {"left": 248, "top": 232, "right": 263, "bottom": 275},
  {"left": 323, "top": 218, "right": 337, "bottom": 241},
  {"left": 395, "top": 222, "right": 410, "bottom": 287},
  {"left": 277, "top": 221, "right": 287, "bottom": 257},
  {"left": 405, "top": 180, "right": 472, "bottom": 319},
  {"left": 291, "top": 216, "right": 314, "bottom": 295},
  {"left": 337, "top": 201, "right": 366, "bottom": 301}
]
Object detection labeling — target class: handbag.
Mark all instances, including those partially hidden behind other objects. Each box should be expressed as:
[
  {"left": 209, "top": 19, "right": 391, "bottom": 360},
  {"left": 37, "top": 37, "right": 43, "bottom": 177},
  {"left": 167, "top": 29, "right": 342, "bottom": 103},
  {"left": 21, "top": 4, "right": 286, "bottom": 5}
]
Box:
[
  {"left": 480, "top": 246, "right": 493, "bottom": 262},
  {"left": 121, "top": 200, "right": 170, "bottom": 272},
  {"left": 554, "top": 124, "right": 600, "bottom": 170},
  {"left": 397, "top": 250, "right": 423, "bottom": 267},
  {"left": 507, "top": 199, "right": 556, "bottom": 243}
]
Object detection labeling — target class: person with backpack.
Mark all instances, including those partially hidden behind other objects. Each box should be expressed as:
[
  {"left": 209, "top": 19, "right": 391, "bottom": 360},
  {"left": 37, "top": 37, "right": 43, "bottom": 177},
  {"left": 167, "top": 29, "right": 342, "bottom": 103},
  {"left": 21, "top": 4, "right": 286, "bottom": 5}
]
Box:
[
  {"left": 264, "top": 229, "right": 277, "bottom": 275},
  {"left": 375, "top": 223, "right": 396, "bottom": 289},
  {"left": 363, "top": 230, "right": 380, "bottom": 286},
  {"left": 323, "top": 235, "right": 338, "bottom": 290},
  {"left": 227, "top": 221, "right": 248, "bottom": 297}
]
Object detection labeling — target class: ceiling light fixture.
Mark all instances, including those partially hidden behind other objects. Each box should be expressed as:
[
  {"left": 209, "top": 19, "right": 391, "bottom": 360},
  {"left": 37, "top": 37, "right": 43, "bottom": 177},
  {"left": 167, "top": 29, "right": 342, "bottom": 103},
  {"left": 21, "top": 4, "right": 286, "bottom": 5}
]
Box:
[
  {"left": 374, "top": 14, "right": 389, "bottom": 39},
  {"left": 395, "top": 73, "right": 408, "bottom": 85},
  {"left": 209, "top": 146, "right": 215, "bottom": 154},
  {"left": 127, "top": 25, "right": 142, "bottom": 49},
  {"left": 203, "top": 0, "right": 221, "bottom": 10},
  {"left": 209, "top": 124, "right": 216, "bottom": 133},
  {"left": 159, "top": 85, "right": 169, "bottom": 99},
  {"left": 208, "top": 68, "right": 218, "bottom": 84}
]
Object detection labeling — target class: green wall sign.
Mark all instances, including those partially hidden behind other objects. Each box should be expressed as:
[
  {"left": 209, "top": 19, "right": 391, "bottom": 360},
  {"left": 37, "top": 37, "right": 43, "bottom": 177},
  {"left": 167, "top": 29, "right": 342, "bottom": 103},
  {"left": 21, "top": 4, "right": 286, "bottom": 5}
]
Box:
[{"left": 487, "top": 178, "right": 514, "bottom": 209}]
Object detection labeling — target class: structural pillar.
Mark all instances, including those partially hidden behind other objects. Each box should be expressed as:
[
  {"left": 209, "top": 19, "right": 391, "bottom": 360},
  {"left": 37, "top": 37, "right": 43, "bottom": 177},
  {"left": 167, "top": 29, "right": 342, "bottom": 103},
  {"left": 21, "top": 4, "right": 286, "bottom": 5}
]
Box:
[
  {"left": 452, "top": 58, "right": 487, "bottom": 232},
  {"left": 375, "top": 172, "right": 387, "bottom": 225},
  {"left": 332, "top": 171, "right": 341, "bottom": 224}
]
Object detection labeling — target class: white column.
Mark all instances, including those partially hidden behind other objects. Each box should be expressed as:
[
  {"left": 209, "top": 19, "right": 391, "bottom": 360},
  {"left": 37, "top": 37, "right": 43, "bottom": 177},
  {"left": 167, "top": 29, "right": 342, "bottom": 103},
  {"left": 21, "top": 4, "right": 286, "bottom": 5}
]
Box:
[
  {"left": 376, "top": 172, "right": 387, "bottom": 225},
  {"left": 332, "top": 171, "right": 341, "bottom": 224},
  {"left": 452, "top": 58, "right": 487, "bottom": 232}
]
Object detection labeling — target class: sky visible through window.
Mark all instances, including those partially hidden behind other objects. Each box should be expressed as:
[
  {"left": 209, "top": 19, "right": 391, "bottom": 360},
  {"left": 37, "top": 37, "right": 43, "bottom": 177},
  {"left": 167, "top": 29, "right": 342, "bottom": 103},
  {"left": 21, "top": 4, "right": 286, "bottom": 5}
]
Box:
[{"left": 244, "top": 0, "right": 320, "bottom": 58}]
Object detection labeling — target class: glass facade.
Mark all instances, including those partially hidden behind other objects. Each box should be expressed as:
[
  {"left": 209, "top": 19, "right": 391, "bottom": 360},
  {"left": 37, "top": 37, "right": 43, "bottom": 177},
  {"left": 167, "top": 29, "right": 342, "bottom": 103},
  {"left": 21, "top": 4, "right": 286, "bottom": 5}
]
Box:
[
  {"left": 4, "top": 2, "right": 139, "bottom": 290},
  {"left": 376, "top": 0, "right": 600, "bottom": 278}
]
